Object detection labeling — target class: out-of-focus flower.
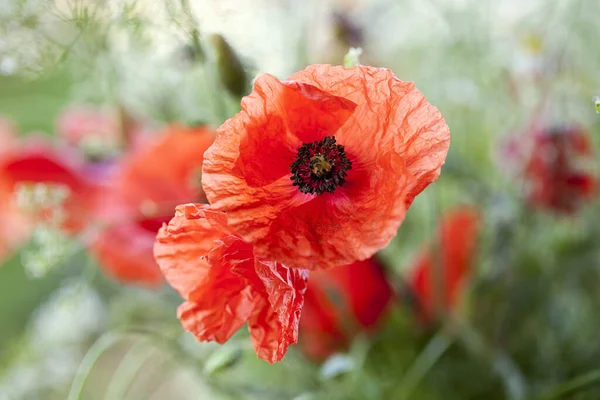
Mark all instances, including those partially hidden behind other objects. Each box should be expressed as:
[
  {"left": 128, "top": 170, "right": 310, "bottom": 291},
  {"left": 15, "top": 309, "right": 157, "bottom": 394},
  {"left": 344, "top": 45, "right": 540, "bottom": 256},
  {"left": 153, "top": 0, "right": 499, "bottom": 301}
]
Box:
[
  {"left": 56, "top": 105, "right": 120, "bottom": 150},
  {"left": 0, "top": 132, "right": 98, "bottom": 264},
  {"left": 298, "top": 257, "right": 393, "bottom": 361},
  {"left": 0, "top": 140, "right": 94, "bottom": 231},
  {"left": 202, "top": 64, "right": 450, "bottom": 270},
  {"left": 409, "top": 208, "right": 481, "bottom": 322},
  {"left": 154, "top": 203, "right": 308, "bottom": 363},
  {"left": 519, "top": 125, "right": 596, "bottom": 214},
  {"left": 90, "top": 124, "right": 214, "bottom": 286},
  {"left": 56, "top": 105, "right": 150, "bottom": 159}
]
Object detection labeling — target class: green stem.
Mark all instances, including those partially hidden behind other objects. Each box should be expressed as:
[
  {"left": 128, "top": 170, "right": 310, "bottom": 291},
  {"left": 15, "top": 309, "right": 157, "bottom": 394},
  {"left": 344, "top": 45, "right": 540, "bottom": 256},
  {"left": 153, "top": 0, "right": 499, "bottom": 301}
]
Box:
[
  {"left": 393, "top": 331, "right": 454, "bottom": 400},
  {"left": 535, "top": 369, "right": 600, "bottom": 400},
  {"left": 67, "top": 332, "right": 121, "bottom": 400},
  {"left": 449, "top": 317, "right": 528, "bottom": 400},
  {"left": 103, "top": 341, "right": 155, "bottom": 400}
]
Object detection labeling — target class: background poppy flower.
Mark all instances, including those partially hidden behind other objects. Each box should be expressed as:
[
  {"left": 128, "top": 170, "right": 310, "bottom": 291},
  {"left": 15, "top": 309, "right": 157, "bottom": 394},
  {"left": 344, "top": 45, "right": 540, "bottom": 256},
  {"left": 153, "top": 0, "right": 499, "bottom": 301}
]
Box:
[
  {"left": 524, "top": 125, "right": 595, "bottom": 214},
  {"left": 203, "top": 64, "right": 450, "bottom": 270},
  {"left": 90, "top": 124, "right": 215, "bottom": 287},
  {"left": 409, "top": 208, "right": 481, "bottom": 322},
  {"left": 56, "top": 105, "right": 120, "bottom": 149},
  {"left": 0, "top": 136, "right": 97, "bottom": 263},
  {"left": 154, "top": 203, "right": 308, "bottom": 364},
  {"left": 56, "top": 105, "right": 149, "bottom": 158},
  {"left": 298, "top": 257, "right": 393, "bottom": 361}
]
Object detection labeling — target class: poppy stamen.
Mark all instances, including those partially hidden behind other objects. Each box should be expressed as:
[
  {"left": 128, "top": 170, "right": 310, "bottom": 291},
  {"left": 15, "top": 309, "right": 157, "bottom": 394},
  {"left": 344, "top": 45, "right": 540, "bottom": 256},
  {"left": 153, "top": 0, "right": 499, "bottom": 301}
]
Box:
[
  {"left": 290, "top": 136, "right": 352, "bottom": 195},
  {"left": 310, "top": 154, "right": 332, "bottom": 176}
]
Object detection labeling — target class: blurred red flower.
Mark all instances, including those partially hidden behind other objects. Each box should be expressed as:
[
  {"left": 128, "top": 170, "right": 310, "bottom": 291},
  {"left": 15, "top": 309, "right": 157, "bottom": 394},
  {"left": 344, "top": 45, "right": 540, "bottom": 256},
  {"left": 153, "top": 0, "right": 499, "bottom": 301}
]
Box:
[
  {"left": 57, "top": 105, "right": 120, "bottom": 149},
  {"left": 409, "top": 208, "right": 481, "bottom": 321},
  {"left": 56, "top": 105, "right": 149, "bottom": 155},
  {"left": 0, "top": 128, "right": 98, "bottom": 262},
  {"left": 298, "top": 257, "right": 393, "bottom": 361},
  {"left": 154, "top": 203, "right": 308, "bottom": 363},
  {"left": 524, "top": 125, "right": 595, "bottom": 213},
  {"left": 90, "top": 124, "right": 214, "bottom": 286},
  {"left": 203, "top": 64, "right": 450, "bottom": 270}
]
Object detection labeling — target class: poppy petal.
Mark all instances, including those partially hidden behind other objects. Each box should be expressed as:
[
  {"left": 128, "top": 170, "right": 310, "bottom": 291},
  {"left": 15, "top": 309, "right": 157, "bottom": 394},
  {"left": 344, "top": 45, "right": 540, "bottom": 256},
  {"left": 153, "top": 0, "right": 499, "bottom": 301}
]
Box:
[
  {"left": 154, "top": 204, "right": 232, "bottom": 298},
  {"left": 154, "top": 203, "right": 308, "bottom": 362},
  {"left": 248, "top": 260, "right": 308, "bottom": 363},
  {"left": 178, "top": 287, "right": 258, "bottom": 344}
]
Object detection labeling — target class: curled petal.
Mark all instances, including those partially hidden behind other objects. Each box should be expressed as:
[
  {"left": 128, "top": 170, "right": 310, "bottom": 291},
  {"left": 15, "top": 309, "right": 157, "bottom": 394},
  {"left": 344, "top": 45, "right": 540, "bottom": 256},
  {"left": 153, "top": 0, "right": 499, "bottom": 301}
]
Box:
[
  {"left": 248, "top": 261, "right": 308, "bottom": 363},
  {"left": 154, "top": 203, "right": 308, "bottom": 363}
]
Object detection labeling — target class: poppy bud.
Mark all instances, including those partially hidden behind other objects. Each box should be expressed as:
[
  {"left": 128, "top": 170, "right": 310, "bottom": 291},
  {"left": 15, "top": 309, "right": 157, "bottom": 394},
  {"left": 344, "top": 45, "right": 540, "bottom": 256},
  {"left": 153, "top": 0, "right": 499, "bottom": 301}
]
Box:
[
  {"left": 594, "top": 96, "right": 600, "bottom": 114},
  {"left": 210, "top": 34, "right": 248, "bottom": 99}
]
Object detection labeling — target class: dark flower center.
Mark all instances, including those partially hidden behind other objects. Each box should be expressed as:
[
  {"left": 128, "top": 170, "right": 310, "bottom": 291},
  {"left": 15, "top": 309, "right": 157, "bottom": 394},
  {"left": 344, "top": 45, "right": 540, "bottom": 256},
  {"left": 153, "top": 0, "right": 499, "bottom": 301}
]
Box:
[{"left": 290, "top": 136, "right": 352, "bottom": 195}]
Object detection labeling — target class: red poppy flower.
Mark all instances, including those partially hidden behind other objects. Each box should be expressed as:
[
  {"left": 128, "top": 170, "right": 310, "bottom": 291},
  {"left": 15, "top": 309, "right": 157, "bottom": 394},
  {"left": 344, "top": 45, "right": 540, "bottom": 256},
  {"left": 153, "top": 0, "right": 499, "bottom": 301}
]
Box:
[
  {"left": 90, "top": 125, "right": 214, "bottom": 286},
  {"left": 298, "top": 257, "right": 393, "bottom": 361},
  {"left": 202, "top": 64, "right": 450, "bottom": 270},
  {"left": 154, "top": 203, "right": 308, "bottom": 363},
  {"left": 0, "top": 136, "right": 96, "bottom": 237},
  {"left": 524, "top": 125, "right": 595, "bottom": 213},
  {"left": 409, "top": 208, "right": 481, "bottom": 321}
]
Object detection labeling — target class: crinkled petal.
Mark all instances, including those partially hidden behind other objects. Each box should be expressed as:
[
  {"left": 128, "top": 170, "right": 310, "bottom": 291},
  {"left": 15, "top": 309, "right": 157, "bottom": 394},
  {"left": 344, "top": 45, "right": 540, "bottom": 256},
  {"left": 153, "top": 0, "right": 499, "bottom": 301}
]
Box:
[
  {"left": 155, "top": 204, "right": 258, "bottom": 343},
  {"left": 247, "top": 261, "right": 308, "bottom": 363},
  {"left": 205, "top": 74, "right": 356, "bottom": 189},
  {"left": 177, "top": 286, "right": 258, "bottom": 344},
  {"left": 288, "top": 65, "right": 451, "bottom": 207},
  {"left": 155, "top": 202, "right": 309, "bottom": 363},
  {"left": 204, "top": 65, "right": 448, "bottom": 269},
  {"left": 154, "top": 204, "right": 232, "bottom": 298}
]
